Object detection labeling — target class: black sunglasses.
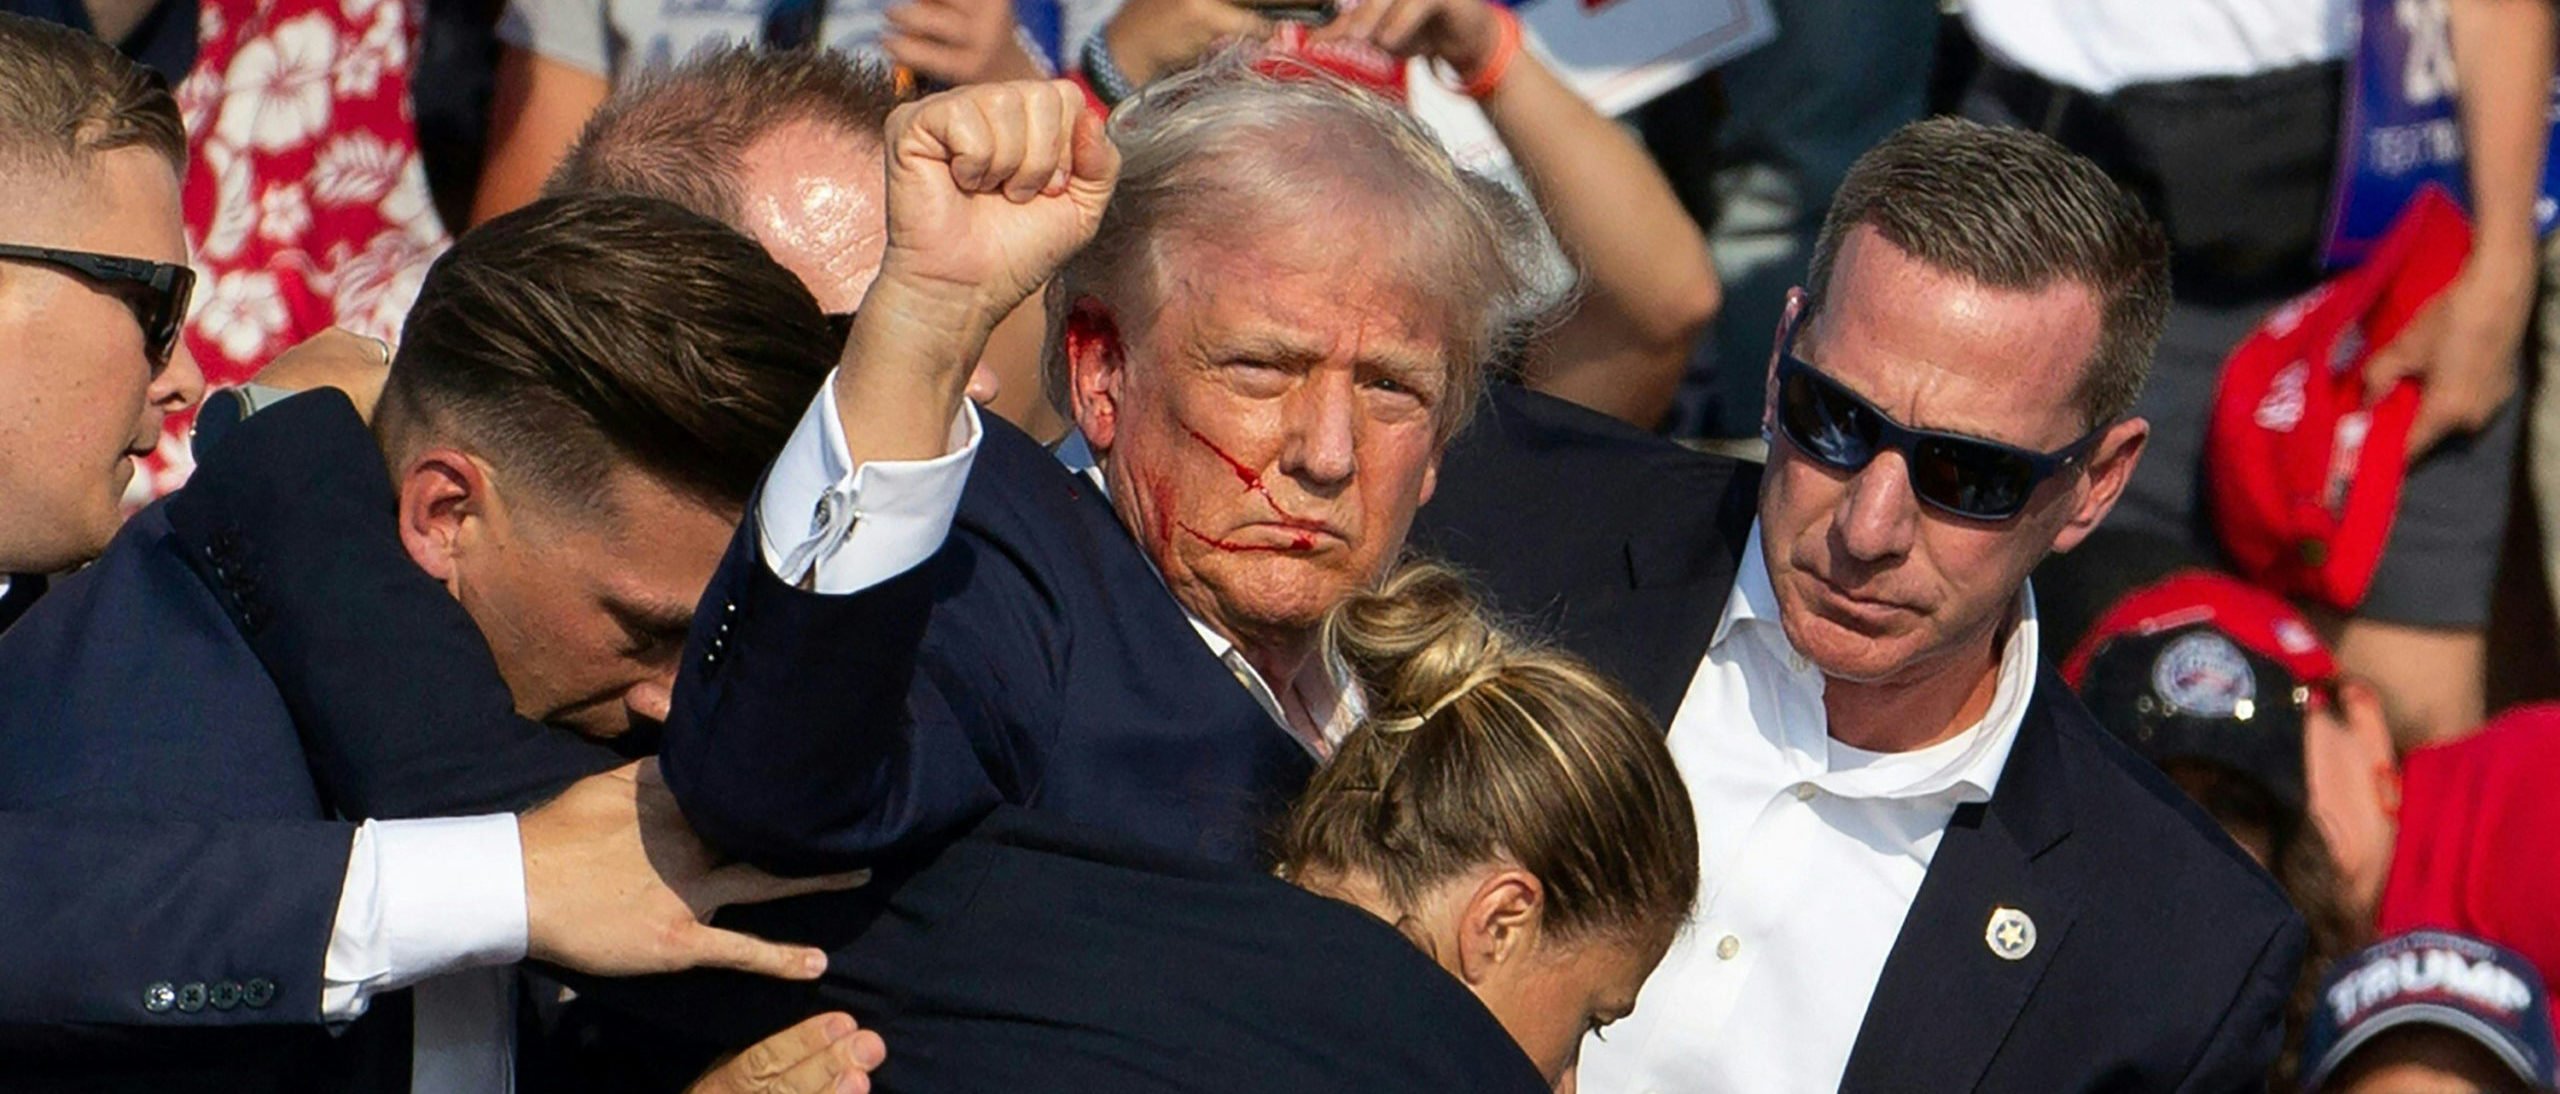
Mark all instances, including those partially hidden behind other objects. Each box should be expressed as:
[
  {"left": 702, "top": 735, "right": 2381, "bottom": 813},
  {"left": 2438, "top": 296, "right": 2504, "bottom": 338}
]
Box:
[
  {"left": 0, "top": 243, "right": 194, "bottom": 371},
  {"left": 1773, "top": 309, "right": 2104, "bottom": 522}
]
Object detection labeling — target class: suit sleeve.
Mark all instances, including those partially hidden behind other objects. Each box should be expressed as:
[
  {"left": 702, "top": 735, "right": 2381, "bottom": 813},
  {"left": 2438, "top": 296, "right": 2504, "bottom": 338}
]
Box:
[
  {"left": 2175, "top": 911, "right": 2308, "bottom": 1093},
  {"left": 165, "top": 389, "right": 623, "bottom": 819},
  {"left": 0, "top": 814, "right": 351, "bottom": 1027}
]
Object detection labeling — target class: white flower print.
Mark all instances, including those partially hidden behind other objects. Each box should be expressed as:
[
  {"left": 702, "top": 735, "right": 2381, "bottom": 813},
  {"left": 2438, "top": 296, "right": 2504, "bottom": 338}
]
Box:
[
  {"left": 196, "top": 270, "right": 291, "bottom": 363},
  {"left": 309, "top": 130, "right": 403, "bottom": 207},
  {"left": 325, "top": 231, "right": 443, "bottom": 340},
  {"left": 196, "top": 142, "right": 257, "bottom": 262},
  {"left": 213, "top": 13, "right": 339, "bottom": 154},
  {"left": 257, "top": 183, "right": 313, "bottom": 245}
]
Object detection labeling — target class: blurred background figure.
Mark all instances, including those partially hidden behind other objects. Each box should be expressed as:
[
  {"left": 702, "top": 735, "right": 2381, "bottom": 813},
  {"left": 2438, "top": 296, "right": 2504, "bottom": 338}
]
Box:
[
  {"left": 1952, "top": 0, "right": 2556, "bottom": 745},
  {"left": 2299, "top": 930, "right": 2556, "bottom": 1094},
  {"left": 471, "top": 0, "right": 1115, "bottom": 222},
  {"left": 2071, "top": 568, "right": 2560, "bottom": 1085}
]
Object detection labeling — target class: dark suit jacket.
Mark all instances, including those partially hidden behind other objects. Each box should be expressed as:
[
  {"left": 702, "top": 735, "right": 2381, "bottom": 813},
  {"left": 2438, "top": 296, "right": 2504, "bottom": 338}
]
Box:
[
  {"left": 0, "top": 392, "right": 621, "bottom": 1088},
  {"left": 661, "top": 412, "right": 1316, "bottom": 875},
  {"left": 1410, "top": 385, "right": 2306, "bottom": 1092},
  {"left": 570, "top": 807, "right": 1554, "bottom": 1094}
]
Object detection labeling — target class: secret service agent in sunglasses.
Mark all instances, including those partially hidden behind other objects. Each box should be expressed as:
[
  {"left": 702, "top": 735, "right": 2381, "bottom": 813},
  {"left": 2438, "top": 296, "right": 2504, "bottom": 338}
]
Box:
[
  {"left": 1772, "top": 307, "right": 2107, "bottom": 523},
  {"left": 0, "top": 243, "right": 195, "bottom": 372}
]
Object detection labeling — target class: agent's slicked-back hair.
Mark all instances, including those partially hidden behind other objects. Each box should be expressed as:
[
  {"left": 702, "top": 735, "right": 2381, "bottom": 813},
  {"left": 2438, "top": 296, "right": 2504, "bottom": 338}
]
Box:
[
  {"left": 545, "top": 42, "right": 906, "bottom": 224},
  {"left": 1280, "top": 562, "right": 1700, "bottom": 950},
  {"left": 0, "top": 12, "right": 184, "bottom": 179},
  {"left": 1809, "top": 116, "right": 2170, "bottom": 428},
  {"left": 377, "top": 192, "right": 834, "bottom": 516},
  {"left": 1043, "top": 54, "right": 1563, "bottom": 438}
]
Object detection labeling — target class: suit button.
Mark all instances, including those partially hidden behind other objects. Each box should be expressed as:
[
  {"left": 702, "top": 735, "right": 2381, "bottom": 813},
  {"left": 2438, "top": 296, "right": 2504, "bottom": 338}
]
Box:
[
  {"left": 209, "top": 980, "right": 243, "bottom": 1010},
  {"left": 175, "top": 982, "right": 207, "bottom": 1013},
  {"left": 723, "top": 599, "right": 737, "bottom": 616},
  {"left": 242, "top": 978, "right": 276, "bottom": 1009},
  {"left": 143, "top": 982, "right": 176, "bottom": 1013}
]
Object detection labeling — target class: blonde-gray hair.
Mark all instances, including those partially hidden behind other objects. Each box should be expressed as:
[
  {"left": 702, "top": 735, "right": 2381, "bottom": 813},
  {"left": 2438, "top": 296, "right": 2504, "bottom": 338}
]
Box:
[{"left": 1040, "top": 54, "right": 1562, "bottom": 438}]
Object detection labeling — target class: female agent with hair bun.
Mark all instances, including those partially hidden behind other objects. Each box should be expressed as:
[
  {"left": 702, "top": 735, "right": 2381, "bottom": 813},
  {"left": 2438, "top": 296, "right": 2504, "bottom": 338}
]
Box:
[{"left": 1281, "top": 560, "right": 1701, "bottom": 1087}]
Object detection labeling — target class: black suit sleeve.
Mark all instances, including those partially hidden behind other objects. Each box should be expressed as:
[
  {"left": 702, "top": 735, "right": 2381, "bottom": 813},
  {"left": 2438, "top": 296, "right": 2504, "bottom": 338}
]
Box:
[
  {"left": 2176, "top": 907, "right": 2307, "bottom": 1092},
  {"left": 659, "top": 515, "right": 1058, "bottom": 876},
  {"left": 0, "top": 813, "right": 351, "bottom": 1027},
  {"left": 165, "top": 390, "right": 623, "bottom": 819}
]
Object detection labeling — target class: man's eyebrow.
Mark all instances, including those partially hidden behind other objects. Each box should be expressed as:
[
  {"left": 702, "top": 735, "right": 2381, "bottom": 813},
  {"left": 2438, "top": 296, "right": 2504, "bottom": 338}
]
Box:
[{"left": 603, "top": 593, "right": 697, "bottom": 635}]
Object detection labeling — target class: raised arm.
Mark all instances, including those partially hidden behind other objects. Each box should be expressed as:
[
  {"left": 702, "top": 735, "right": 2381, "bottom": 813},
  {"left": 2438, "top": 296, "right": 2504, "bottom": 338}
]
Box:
[
  {"left": 1321, "top": 0, "right": 1718, "bottom": 428},
  {"left": 659, "top": 79, "right": 1118, "bottom": 874}
]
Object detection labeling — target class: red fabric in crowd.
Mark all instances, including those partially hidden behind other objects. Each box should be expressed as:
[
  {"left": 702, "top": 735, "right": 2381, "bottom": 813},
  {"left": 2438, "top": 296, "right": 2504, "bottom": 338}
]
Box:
[
  {"left": 2205, "top": 184, "right": 2467, "bottom": 611},
  {"left": 2059, "top": 568, "right": 2338, "bottom": 689},
  {"left": 2377, "top": 702, "right": 2560, "bottom": 1035}
]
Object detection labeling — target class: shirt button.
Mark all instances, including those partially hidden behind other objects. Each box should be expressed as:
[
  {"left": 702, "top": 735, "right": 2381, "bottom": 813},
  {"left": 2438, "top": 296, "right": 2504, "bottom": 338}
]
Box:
[
  {"left": 1794, "top": 782, "right": 1819, "bottom": 802},
  {"left": 1786, "top": 651, "right": 1809, "bottom": 674},
  {"left": 1716, "top": 934, "right": 1741, "bottom": 961}
]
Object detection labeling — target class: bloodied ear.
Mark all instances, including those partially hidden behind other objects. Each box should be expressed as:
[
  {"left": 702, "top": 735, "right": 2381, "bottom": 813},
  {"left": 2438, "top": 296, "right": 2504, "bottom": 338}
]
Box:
[{"left": 1064, "top": 299, "right": 1126, "bottom": 448}]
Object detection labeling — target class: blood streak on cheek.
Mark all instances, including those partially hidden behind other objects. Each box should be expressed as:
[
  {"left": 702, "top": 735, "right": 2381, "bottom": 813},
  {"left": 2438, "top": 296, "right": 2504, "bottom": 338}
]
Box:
[{"left": 1182, "top": 424, "right": 1325, "bottom": 529}]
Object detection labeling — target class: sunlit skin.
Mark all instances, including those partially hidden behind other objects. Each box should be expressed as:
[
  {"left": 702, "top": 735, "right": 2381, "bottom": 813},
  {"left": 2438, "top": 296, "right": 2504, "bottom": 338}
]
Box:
[
  {"left": 0, "top": 147, "right": 204, "bottom": 573},
  {"left": 395, "top": 451, "right": 734, "bottom": 739},
  {"left": 1761, "top": 226, "right": 2148, "bottom": 751},
  {"left": 1067, "top": 228, "right": 1451, "bottom": 721},
  {"left": 1303, "top": 865, "right": 1664, "bottom": 1089}
]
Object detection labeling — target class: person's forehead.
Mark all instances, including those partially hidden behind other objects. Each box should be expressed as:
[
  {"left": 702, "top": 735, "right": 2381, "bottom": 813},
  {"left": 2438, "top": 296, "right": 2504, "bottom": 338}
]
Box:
[
  {"left": 1151, "top": 236, "right": 1451, "bottom": 372},
  {"left": 1810, "top": 228, "right": 2102, "bottom": 449}
]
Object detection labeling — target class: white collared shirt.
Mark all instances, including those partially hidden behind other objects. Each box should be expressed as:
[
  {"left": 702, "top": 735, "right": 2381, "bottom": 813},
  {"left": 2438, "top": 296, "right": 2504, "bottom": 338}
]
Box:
[
  {"left": 1965, "top": 0, "right": 2353, "bottom": 94},
  {"left": 1576, "top": 522, "right": 2042, "bottom": 1094},
  {"left": 756, "top": 378, "right": 1353, "bottom": 758}
]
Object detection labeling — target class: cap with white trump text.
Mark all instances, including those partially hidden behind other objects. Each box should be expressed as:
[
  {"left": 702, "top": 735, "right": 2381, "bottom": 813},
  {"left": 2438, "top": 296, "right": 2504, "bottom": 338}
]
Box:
[{"left": 2302, "top": 930, "right": 2556, "bottom": 1092}]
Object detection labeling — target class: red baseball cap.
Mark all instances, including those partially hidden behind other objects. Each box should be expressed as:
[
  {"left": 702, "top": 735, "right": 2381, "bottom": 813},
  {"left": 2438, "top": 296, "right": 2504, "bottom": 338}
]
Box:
[
  {"left": 2061, "top": 569, "right": 2337, "bottom": 690},
  {"left": 2204, "top": 183, "right": 2470, "bottom": 612}
]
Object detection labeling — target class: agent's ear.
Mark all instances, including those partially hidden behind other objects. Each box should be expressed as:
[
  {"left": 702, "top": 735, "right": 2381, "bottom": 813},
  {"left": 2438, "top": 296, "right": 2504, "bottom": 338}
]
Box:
[
  {"left": 2052, "top": 417, "right": 2150, "bottom": 555},
  {"left": 1453, "top": 867, "right": 1547, "bottom": 988},
  {"left": 1064, "top": 298, "right": 1127, "bottom": 451},
  {"left": 396, "top": 447, "right": 497, "bottom": 589}
]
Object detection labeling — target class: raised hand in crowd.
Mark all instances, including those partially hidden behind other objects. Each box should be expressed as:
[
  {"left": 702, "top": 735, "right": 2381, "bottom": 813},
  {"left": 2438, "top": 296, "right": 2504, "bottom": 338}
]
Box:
[
  {"left": 689, "top": 1011, "right": 889, "bottom": 1094},
  {"left": 522, "top": 761, "right": 869, "bottom": 981},
  {"left": 840, "top": 77, "right": 1117, "bottom": 464},
  {"left": 1314, "top": 0, "right": 1716, "bottom": 428},
  {"left": 2359, "top": 0, "right": 2553, "bottom": 458},
  {"left": 883, "top": 0, "right": 1049, "bottom": 86},
  {"left": 1092, "top": 0, "right": 1297, "bottom": 88}
]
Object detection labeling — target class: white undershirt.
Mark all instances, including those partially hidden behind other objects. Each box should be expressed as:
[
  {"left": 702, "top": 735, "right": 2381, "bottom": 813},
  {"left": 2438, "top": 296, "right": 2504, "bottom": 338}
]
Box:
[
  {"left": 1576, "top": 523, "right": 2042, "bottom": 1094},
  {"left": 1964, "top": 0, "right": 2355, "bottom": 94}
]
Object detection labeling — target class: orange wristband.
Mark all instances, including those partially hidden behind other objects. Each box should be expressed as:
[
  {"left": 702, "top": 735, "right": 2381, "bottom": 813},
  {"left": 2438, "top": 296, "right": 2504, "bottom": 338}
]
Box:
[{"left": 1459, "top": 5, "right": 1522, "bottom": 101}]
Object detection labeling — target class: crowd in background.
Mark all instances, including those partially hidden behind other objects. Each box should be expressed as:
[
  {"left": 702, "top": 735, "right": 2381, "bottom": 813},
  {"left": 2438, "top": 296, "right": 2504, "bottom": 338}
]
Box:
[{"left": 5, "top": 0, "right": 2560, "bottom": 1091}]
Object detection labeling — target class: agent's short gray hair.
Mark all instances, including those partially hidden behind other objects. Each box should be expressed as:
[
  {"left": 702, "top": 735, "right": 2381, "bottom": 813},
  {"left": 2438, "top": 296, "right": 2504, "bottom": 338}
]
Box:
[{"left": 1041, "top": 55, "right": 1560, "bottom": 438}]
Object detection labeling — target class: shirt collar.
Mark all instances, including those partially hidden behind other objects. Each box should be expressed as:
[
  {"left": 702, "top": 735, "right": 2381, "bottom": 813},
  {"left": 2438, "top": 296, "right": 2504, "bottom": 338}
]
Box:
[
  {"left": 1053, "top": 430, "right": 1363, "bottom": 757},
  {"left": 1714, "top": 521, "right": 2038, "bottom": 803}
]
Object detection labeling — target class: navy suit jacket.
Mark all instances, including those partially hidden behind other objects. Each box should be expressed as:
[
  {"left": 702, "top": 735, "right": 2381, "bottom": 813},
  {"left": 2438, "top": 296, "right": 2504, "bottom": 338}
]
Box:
[
  {"left": 661, "top": 412, "right": 1315, "bottom": 875},
  {"left": 0, "top": 392, "right": 620, "bottom": 1086},
  {"left": 565, "top": 806, "right": 1553, "bottom": 1094},
  {"left": 1409, "top": 385, "right": 2306, "bottom": 1092}
]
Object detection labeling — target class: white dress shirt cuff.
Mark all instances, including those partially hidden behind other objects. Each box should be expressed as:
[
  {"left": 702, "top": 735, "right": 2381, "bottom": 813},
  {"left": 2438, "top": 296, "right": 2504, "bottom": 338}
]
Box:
[
  {"left": 320, "top": 815, "right": 528, "bottom": 1021},
  {"left": 755, "top": 371, "right": 982, "bottom": 594}
]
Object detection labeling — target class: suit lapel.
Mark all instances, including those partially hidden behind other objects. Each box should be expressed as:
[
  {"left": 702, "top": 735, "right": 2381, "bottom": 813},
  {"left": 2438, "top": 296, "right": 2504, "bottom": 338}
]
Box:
[{"left": 1837, "top": 680, "right": 2079, "bottom": 1093}]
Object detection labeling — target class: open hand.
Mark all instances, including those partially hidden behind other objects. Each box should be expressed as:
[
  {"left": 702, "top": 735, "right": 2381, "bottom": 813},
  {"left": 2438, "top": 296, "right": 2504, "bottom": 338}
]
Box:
[
  {"left": 2362, "top": 241, "right": 2534, "bottom": 458},
  {"left": 1098, "top": 0, "right": 1284, "bottom": 87},
  {"left": 520, "top": 761, "right": 868, "bottom": 981},
  {"left": 1315, "top": 0, "right": 1501, "bottom": 77},
  {"left": 253, "top": 328, "right": 394, "bottom": 422},
  {"left": 688, "top": 1012, "right": 889, "bottom": 1094}
]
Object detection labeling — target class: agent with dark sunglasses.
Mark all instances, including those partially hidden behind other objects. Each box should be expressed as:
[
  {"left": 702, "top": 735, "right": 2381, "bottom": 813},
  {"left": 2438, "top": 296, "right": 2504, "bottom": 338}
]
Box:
[{"left": 1412, "top": 116, "right": 2305, "bottom": 1093}]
